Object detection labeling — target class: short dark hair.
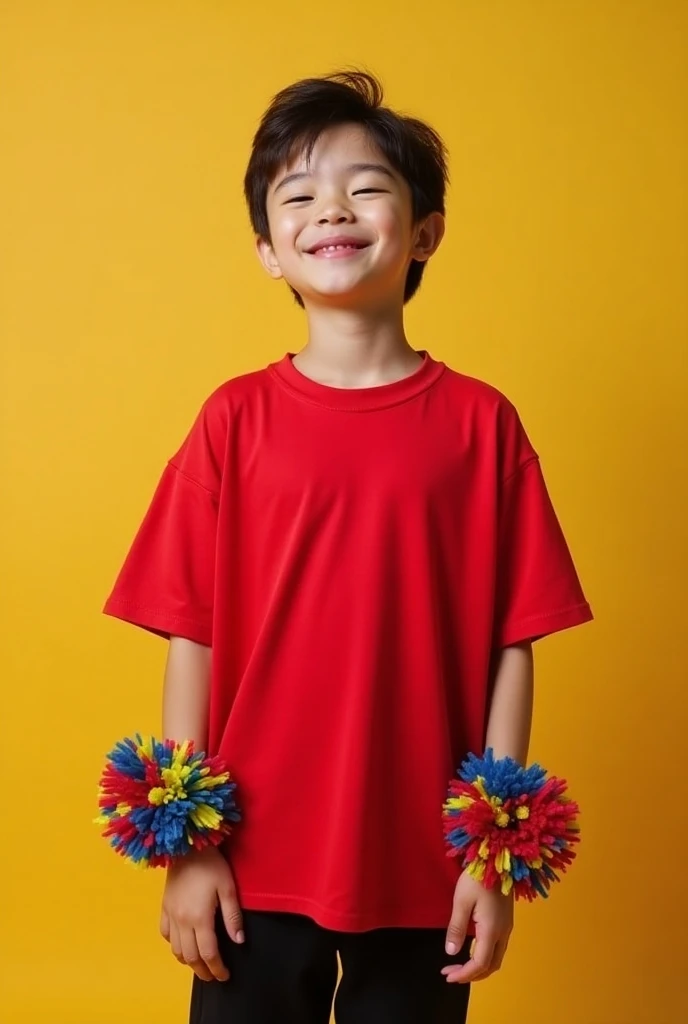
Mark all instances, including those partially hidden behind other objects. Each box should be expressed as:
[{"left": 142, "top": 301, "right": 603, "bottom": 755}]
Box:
[{"left": 243, "top": 70, "right": 448, "bottom": 305}]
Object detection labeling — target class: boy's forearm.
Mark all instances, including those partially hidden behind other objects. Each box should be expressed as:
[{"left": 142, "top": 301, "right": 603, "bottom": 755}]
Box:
[
  {"left": 162, "top": 636, "right": 212, "bottom": 748},
  {"left": 484, "top": 642, "right": 534, "bottom": 765}
]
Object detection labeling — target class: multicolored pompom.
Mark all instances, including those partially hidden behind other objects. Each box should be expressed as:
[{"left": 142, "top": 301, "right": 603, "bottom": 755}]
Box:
[
  {"left": 95, "top": 735, "right": 241, "bottom": 868},
  {"left": 442, "top": 748, "right": 579, "bottom": 900}
]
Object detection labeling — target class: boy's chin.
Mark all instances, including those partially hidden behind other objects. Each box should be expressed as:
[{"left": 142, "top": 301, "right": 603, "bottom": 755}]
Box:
[{"left": 292, "top": 276, "right": 393, "bottom": 310}]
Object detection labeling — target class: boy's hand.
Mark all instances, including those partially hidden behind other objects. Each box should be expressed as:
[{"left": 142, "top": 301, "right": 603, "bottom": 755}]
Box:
[
  {"left": 160, "top": 846, "right": 244, "bottom": 983},
  {"left": 441, "top": 871, "right": 514, "bottom": 984}
]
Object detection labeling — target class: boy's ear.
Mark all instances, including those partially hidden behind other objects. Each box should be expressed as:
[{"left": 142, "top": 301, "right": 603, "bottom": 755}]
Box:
[
  {"left": 255, "top": 236, "right": 284, "bottom": 280},
  {"left": 411, "top": 212, "right": 445, "bottom": 263}
]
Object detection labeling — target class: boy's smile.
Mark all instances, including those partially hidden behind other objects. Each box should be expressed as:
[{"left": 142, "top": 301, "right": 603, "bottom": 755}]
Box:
[{"left": 304, "top": 235, "right": 371, "bottom": 258}]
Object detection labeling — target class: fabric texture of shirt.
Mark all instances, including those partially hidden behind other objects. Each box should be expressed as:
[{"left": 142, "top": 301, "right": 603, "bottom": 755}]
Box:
[{"left": 104, "top": 351, "right": 593, "bottom": 931}]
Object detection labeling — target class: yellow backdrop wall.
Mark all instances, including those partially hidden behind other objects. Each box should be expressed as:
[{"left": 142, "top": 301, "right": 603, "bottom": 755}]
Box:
[{"left": 2, "top": 2, "right": 686, "bottom": 1022}]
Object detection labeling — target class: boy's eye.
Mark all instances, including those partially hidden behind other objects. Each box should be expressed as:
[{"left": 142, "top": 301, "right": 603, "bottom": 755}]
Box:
[
  {"left": 353, "top": 188, "right": 387, "bottom": 196},
  {"left": 284, "top": 194, "right": 313, "bottom": 204}
]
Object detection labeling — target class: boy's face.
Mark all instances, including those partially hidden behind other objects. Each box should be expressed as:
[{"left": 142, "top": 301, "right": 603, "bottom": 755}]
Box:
[{"left": 257, "top": 124, "right": 444, "bottom": 310}]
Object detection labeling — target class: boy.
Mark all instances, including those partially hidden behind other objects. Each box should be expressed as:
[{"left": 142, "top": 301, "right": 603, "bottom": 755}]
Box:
[{"left": 104, "top": 71, "right": 592, "bottom": 1024}]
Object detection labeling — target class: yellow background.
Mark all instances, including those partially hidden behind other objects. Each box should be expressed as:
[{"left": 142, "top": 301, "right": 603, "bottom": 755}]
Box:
[{"left": 2, "top": 2, "right": 686, "bottom": 1022}]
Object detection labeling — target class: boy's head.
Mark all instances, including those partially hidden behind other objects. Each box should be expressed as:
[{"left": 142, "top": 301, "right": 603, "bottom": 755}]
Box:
[{"left": 244, "top": 71, "right": 448, "bottom": 311}]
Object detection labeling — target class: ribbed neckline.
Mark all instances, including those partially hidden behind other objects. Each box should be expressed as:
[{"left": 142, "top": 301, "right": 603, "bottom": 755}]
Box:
[{"left": 268, "top": 350, "right": 446, "bottom": 412}]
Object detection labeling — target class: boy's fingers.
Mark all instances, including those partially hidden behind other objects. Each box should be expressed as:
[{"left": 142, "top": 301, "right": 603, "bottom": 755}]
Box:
[
  {"left": 159, "top": 907, "right": 170, "bottom": 942},
  {"left": 196, "top": 925, "right": 230, "bottom": 982},
  {"left": 180, "top": 927, "right": 214, "bottom": 983},
  {"left": 443, "top": 928, "right": 497, "bottom": 984},
  {"left": 169, "top": 921, "right": 184, "bottom": 963},
  {"left": 445, "top": 893, "right": 472, "bottom": 955},
  {"left": 219, "top": 884, "right": 245, "bottom": 945},
  {"left": 486, "top": 935, "right": 510, "bottom": 976}
]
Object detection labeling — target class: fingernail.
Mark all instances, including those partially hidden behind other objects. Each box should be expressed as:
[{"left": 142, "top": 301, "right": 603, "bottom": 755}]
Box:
[
  {"left": 236, "top": 930, "right": 245, "bottom": 944},
  {"left": 446, "top": 942, "right": 457, "bottom": 955}
]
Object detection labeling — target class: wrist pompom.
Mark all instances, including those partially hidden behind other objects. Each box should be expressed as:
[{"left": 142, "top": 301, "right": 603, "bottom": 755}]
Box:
[
  {"left": 95, "top": 735, "right": 241, "bottom": 868},
  {"left": 442, "top": 748, "right": 579, "bottom": 901}
]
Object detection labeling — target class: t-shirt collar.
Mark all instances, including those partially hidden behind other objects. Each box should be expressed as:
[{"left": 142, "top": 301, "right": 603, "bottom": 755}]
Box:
[{"left": 269, "top": 350, "right": 446, "bottom": 411}]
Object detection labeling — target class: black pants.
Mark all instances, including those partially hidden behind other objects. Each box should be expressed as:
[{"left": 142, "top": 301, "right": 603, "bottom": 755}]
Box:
[{"left": 190, "top": 911, "right": 471, "bottom": 1024}]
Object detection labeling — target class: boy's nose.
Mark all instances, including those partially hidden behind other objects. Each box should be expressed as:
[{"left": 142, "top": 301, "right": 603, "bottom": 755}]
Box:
[{"left": 317, "top": 205, "right": 354, "bottom": 226}]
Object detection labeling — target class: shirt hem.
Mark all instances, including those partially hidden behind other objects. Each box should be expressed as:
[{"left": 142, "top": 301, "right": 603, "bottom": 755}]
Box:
[
  {"left": 238, "top": 890, "right": 467, "bottom": 934},
  {"left": 499, "top": 601, "right": 593, "bottom": 647},
  {"left": 102, "top": 596, "right": 212, "bottom": 646}
]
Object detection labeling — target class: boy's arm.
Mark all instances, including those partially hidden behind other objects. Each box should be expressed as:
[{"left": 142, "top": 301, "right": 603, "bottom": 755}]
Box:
[
  {"left": 160, "top": 637, "right": 245, "bottom": 984},
  {"left": 484, "top": 641, "right": 534, "bottom": 765},
  {"left": 443, "top": 642, "right": 534, "bottom": 985},
  {"left": 162, "top": 636, "right": 212, "bottom": 747}
]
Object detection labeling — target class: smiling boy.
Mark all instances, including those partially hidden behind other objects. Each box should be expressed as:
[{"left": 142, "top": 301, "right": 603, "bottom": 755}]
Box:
[{"left": 104, "top": 71, "right": 592, "bottom": 1024}]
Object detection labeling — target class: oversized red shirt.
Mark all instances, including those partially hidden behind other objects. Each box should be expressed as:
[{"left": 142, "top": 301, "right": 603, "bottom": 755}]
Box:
[{"left": 104, "top": 352, "right": 592, "bottom": 931}]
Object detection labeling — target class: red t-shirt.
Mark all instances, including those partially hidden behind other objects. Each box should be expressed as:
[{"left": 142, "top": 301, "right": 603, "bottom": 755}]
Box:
[{"left": 104, "top": 352, "right": 592, "bottom": 932}]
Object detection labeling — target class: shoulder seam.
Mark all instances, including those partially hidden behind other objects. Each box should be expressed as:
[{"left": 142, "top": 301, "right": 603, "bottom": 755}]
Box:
[
  {"left": 502, "top": 454, "right": 539, "bottom": 486},
  {"left": 167, "top": 459, "right": 219, "bottom": 500}
]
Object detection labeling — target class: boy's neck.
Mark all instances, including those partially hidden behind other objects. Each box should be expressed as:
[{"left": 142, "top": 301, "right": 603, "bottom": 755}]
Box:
[{"left": 293, "top": 305, "right": 422, "bottom": 390}]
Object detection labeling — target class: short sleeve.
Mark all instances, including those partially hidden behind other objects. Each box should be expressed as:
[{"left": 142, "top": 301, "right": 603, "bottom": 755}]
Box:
[
  {"left": 103, "top": 395, "right": 227, "bottom": 645},
  {"left": 494, "top": 410, "right": 593, "bottom": 647}
]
